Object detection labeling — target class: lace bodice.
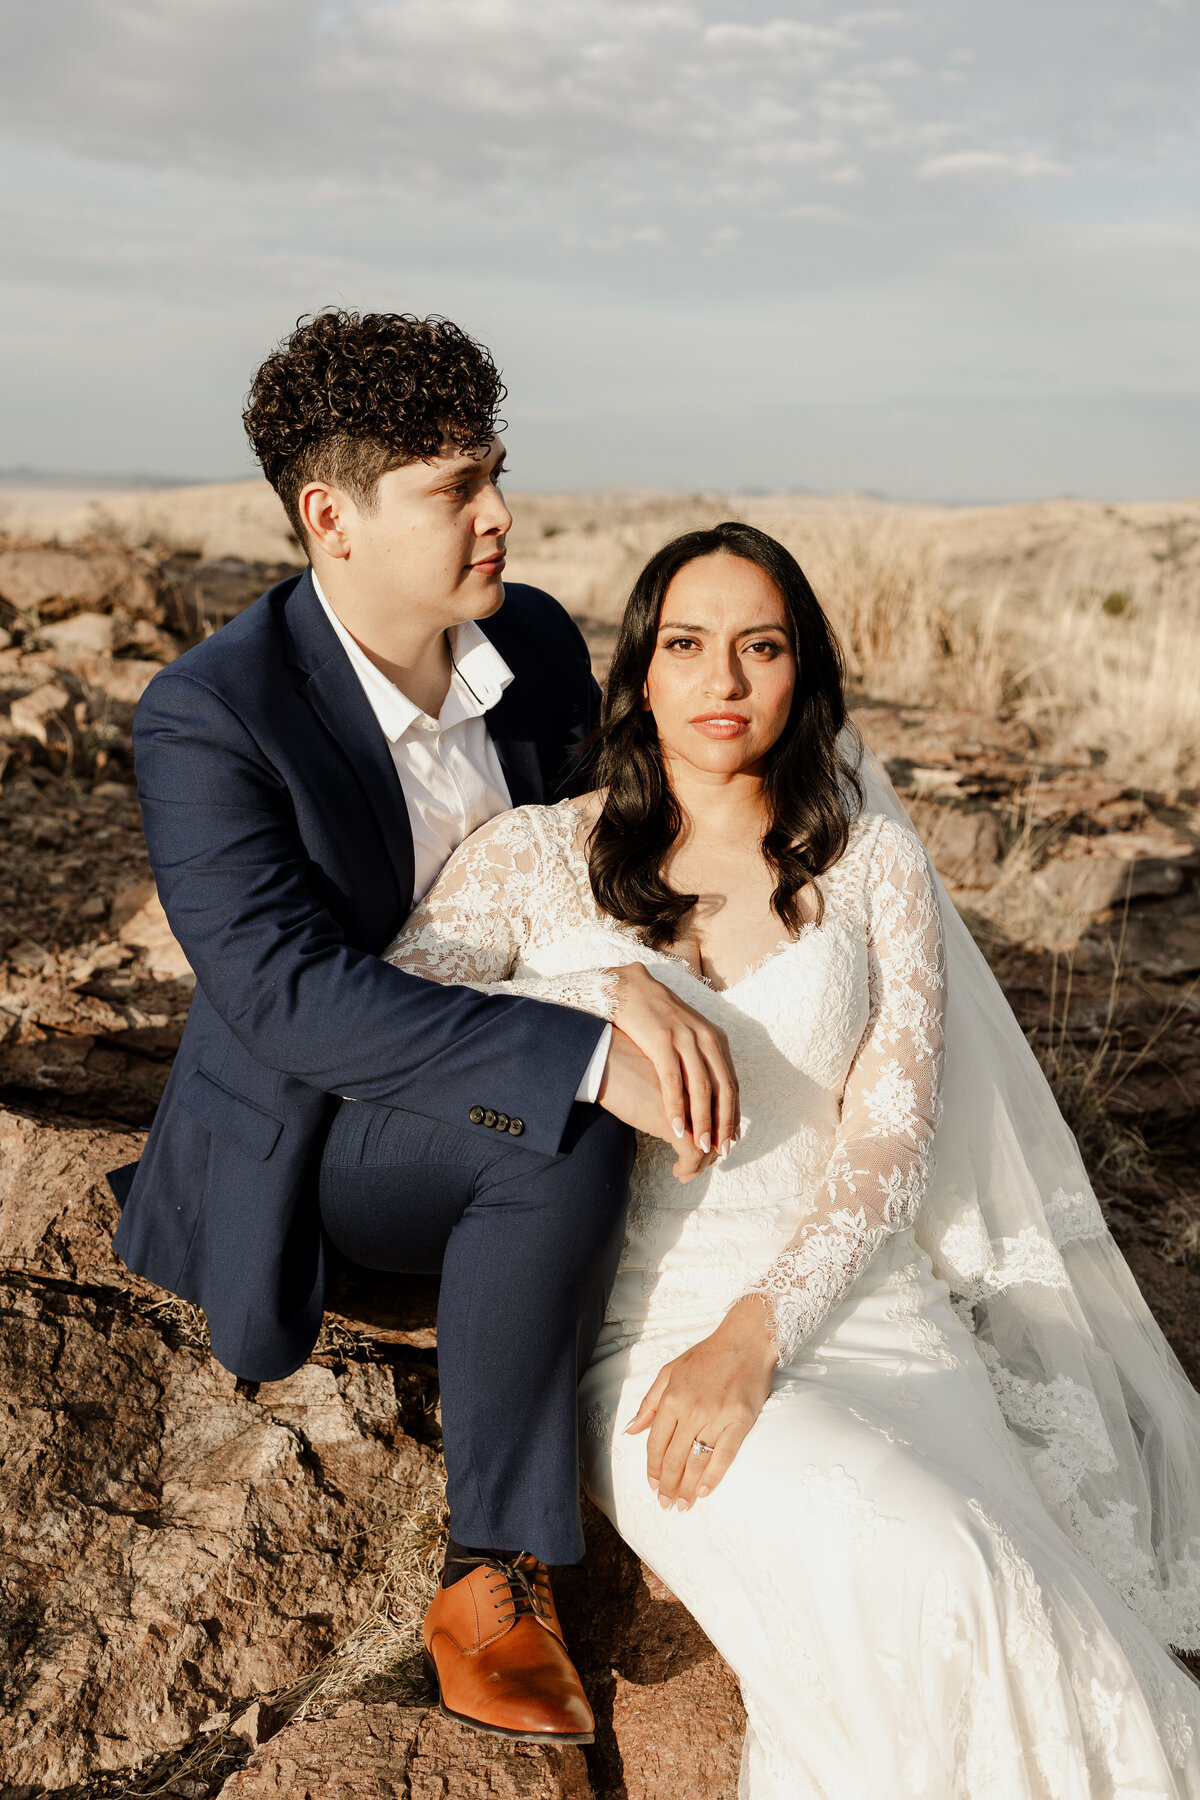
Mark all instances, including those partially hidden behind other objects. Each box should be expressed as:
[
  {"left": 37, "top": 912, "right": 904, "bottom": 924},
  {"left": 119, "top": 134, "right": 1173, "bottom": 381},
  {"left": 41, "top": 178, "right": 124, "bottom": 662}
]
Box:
[{"left": 384, "top": 798, "right": 945, "bottom": 1365}]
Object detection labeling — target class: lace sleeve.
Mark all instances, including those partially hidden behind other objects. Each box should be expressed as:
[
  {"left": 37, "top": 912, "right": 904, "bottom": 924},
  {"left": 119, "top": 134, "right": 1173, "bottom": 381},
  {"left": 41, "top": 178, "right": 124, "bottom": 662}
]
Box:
[
  {"left": 381, "top": 808, "right": 618, "bottom": 1022},
  {"left": 741, "top": 819, "right": 946, "bottom": 1364}
]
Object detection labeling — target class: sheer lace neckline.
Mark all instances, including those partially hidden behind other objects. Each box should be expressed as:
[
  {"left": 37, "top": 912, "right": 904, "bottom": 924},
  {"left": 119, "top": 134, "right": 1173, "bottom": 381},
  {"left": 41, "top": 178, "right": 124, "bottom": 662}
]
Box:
[{"left": 550, "top": 795, "right": 852, "bottom": 997}]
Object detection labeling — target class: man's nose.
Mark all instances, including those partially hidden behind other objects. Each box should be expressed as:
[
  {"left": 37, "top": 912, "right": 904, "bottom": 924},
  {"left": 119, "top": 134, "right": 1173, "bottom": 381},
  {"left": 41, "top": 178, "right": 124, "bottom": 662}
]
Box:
[{"left": 478, "top": 486, "right": 513, "bottom": 535}]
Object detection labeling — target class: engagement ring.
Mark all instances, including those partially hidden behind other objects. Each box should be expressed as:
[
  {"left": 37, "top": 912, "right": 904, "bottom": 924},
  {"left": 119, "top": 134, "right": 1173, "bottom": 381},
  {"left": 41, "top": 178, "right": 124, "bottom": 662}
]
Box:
[{"left": 690, "top": 1438, "right": 715, "bottom": 1456}]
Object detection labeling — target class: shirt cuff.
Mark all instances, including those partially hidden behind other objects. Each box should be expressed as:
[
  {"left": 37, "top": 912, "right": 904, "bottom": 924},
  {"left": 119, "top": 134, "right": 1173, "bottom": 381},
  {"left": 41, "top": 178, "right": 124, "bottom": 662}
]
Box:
[{"left": 574, "top": 1023, "right": 613, "bottom": 1105}]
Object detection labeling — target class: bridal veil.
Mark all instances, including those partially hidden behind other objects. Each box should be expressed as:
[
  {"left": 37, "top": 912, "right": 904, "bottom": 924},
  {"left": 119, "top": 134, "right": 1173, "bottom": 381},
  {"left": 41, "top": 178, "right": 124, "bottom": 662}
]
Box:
[{"left": 855, "top": 738, "right": 1200, "bottom": 1650}]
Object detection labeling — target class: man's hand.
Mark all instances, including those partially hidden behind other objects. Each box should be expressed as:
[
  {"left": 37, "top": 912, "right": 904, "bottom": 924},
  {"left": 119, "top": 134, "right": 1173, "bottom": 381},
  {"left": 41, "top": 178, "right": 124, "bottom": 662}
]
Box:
[
  {"left": 601, "top": 962, "right": 741, "bottom": 1160},
  {"left": 596, "top": 1030, "right": 713, "bottom": 1180}
]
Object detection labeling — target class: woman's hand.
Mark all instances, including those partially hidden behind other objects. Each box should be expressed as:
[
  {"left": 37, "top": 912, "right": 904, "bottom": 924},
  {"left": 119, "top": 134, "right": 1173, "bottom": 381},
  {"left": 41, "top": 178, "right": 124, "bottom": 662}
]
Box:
[
  {"left": 608, "top": 961, "right": 741, "bottom": 1162},
  {"left": 624, "top": 1296, "right": 777, "bottom": 1508}
]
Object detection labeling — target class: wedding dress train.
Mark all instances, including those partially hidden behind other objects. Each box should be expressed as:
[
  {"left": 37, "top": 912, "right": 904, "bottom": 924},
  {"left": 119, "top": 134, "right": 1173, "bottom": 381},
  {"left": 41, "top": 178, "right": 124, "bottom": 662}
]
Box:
[{"left": 385, "top": 793, "right": 1200, "bottom": 1798}]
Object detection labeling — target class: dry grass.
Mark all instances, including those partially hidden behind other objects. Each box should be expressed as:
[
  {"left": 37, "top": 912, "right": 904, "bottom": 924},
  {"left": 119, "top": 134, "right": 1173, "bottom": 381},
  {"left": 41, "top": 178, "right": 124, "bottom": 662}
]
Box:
[
  {"left": 288, "top": 1494, "right": 448, "bottom": 1718},
  {"left": 9, "top": 477, "right": 1200, "bottom": 790}
]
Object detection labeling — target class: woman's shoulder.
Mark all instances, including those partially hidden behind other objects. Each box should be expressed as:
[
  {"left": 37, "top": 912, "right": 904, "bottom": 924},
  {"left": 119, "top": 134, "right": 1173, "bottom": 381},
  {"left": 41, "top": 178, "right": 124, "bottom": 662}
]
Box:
[
  {"left": 452, "top": 796, "right": 594, "bottom": 867},
  {"left": 837, "top": 809, "right": 932, "bottom": 885}
]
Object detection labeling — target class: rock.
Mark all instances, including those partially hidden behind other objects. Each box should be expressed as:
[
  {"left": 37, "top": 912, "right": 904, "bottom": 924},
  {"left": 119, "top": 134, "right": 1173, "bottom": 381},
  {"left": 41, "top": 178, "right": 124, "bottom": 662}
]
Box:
[
  {"left": 60, "top": 651, "right": 164, "bottom": 705},
  {"left": 110, "top": 879, "right": 158, "bottom": 933},
  {"left": 8, "top": 679, "right": 72, "bottom": 746},
  {"left": 910, "top": 801, "right": 1004, "bottom": 889},
  {"left": 79, "top": 893, "right": 109, "bottom": 921},
  {"left": 118, "top": 887, "right": 194, "bottom": 983},
  {"left": 1034, "top": 852, "right": 1186, "bottom": 916},
  {"left": 36, "top": 610, "right": 116, "bottom": 656},
  {"left": 1114, "top": 894, "right": 1200, "bottom": 979},
  {"left": 0, "top": 1106, "right": 147, "bottom": 1290},
  {"left": 0, "top": 1278, "right": 441, "bottom": 1791},
  {"left": 557, "top": 1500, "right": 744, "bottom": 1800},
  {"left": 217, "top": 1702, "right": 592, "bottom": 1799},
  {"left": 230, "top": 1699, "right": 286, "bottom": 1751},
  {"left": 0, "top": 545, "right": 159, "bottom": 620},
  {"left": 94, "top": 779, "right": 138, "bottom": 802}
]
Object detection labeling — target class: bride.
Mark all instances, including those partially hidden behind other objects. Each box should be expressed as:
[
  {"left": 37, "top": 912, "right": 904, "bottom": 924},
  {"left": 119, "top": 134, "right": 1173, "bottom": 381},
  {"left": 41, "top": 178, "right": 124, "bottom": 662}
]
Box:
[{"left": 384, "top": 521, "right": 1200, "bottom": 1796}]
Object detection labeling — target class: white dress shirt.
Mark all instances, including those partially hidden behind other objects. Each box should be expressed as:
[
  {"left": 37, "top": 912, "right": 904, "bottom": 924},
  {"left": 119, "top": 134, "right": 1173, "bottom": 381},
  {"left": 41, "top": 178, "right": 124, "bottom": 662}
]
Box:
[{"left": 312, "top": 572, "right": 611, "bottom": 1103}]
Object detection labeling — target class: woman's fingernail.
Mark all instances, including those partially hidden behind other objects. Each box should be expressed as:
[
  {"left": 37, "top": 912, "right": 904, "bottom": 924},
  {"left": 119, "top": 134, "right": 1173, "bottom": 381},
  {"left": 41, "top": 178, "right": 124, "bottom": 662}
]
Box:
[
  {"left": 719, "top": 1139, "right": 731, "bottom": 1159},
  {"left": 621, "top": 1416, "right": 638, "bottom": 1432},
  {"left": 658, "top": 1493, "right": 672, "bottom": 1509},
  {"left": 647, "top": 1477, "right": 658, "bottom": 1492},
  {"left": 699, "top": 1134, "right": 712, "bottom": 1154},
  {"left": 696, "top": 1486, "right": 710, "bottom": 1498},
  {"left": 676, "top": 1498, "right": 691, "bottom": 1512},
  {"left": 672, "top": 1117, "right": 686, "bottom": 1139}
]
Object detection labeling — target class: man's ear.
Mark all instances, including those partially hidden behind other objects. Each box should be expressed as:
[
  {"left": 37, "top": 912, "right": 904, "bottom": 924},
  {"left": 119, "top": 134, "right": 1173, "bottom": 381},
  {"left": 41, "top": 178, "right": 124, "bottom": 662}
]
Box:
[{"left": 299, "top": 481, "right": 353, "bottom": 561}]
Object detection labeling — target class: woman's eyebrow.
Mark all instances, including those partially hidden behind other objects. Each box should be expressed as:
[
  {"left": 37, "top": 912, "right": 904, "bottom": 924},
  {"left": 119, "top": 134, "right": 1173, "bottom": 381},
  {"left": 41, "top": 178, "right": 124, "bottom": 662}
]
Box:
[{"left": 657, "top": 620, "right": 789, "bottom": 635}]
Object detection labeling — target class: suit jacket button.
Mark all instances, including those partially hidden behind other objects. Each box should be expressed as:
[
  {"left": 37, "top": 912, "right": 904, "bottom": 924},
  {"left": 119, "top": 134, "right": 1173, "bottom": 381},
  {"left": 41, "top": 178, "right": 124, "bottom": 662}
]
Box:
[
  {"left": 495, "top": 1113, "right": 509, "bottom": 1132},
  {"left": 483, "top": 1109, "right": 497, "bottom": 1128},
  {"left": 508, "top": 1118, "right": 524, "bottom": 1136},
  {"left": 469, "top": 1106, "right": 485, "bottom": 1125}
]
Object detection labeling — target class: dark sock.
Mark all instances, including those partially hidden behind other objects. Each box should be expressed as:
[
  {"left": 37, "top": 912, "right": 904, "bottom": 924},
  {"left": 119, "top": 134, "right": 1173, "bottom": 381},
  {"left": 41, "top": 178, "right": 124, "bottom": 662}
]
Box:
[{"left": 441, "top": 1537, "right": 521, "bottom": 1588}]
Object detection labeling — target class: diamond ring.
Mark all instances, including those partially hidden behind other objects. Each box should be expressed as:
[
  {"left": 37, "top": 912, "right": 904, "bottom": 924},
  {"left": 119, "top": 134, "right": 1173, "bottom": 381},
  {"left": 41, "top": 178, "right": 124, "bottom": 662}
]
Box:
[{"left": 690, "top": 1438, "right": 715, "bottom": 1456}]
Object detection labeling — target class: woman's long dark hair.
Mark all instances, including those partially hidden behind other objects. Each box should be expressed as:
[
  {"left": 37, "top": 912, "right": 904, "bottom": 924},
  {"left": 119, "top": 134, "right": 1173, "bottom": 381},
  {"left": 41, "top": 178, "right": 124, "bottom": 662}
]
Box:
[{"left": 587, "top": 521, "right": 863, "bottom": 950}]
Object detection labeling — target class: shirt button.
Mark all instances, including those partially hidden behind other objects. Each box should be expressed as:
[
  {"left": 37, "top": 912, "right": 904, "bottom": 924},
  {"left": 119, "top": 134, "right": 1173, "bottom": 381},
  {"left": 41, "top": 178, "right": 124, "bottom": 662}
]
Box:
[
  {"left": 483, "top": 1109, "right": 497, "bottom": 1128},
  {"left": 507, "top": 1118, "right": 525, "bottom": 1137},
  {"left": 495, "top": 1113, "right": 510, "bottom": 1133},
  {"left": 469, "top": 1106, "right": 485, "bottom": 1125}
]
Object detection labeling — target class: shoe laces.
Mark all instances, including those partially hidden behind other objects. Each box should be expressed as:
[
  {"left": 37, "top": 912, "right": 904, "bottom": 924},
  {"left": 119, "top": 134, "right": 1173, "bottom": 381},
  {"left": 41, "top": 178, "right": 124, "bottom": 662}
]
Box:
[{"left": 466, "top": 1553, "right": 552, "bottom": 1626}]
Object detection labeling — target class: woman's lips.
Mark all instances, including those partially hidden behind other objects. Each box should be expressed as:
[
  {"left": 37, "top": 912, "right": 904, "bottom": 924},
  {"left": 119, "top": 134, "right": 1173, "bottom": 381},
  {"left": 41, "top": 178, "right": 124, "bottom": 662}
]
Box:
[
  {"left": 470, "top": 553, "right": 506, "bottom": 575},
  {"left": 690, "top": 713, "right": 750, "bottom": 738}
]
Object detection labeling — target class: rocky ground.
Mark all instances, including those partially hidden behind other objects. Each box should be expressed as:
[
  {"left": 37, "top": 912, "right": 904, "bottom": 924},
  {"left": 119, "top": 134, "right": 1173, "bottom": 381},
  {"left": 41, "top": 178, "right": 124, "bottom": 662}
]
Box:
[{"left": 1, "top": 537, "right": 1198, "bottom": 1799}]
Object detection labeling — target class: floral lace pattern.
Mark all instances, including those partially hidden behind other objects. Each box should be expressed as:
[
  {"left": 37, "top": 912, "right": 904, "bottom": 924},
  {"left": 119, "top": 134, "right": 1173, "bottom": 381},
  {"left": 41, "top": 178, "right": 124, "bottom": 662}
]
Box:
[{"left": 740, "top": 819, "right": 945, "bottom": 1362}]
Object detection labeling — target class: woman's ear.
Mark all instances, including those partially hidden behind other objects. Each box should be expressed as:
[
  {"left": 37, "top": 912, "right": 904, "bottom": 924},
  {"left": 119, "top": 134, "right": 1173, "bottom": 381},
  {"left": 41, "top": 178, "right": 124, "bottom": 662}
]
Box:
[{"left": 640, "top": 683, "right": 652, "bottom": 713}]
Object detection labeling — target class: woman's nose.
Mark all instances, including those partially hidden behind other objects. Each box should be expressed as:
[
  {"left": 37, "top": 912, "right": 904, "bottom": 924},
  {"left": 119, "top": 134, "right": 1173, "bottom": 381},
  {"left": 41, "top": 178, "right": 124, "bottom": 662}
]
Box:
[{"left": 703, "top": 651, "right": 747, "bottom": 697}]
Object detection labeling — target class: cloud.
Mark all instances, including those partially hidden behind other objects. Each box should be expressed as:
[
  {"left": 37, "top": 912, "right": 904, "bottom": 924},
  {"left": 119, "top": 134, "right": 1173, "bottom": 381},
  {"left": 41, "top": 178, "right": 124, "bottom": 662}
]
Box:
[
  {"left": 0, "top": 0, "right": 1197, "bottom": 496},
  {"left": 919, "top": 150, "right": 1072, "bottom": 181}
]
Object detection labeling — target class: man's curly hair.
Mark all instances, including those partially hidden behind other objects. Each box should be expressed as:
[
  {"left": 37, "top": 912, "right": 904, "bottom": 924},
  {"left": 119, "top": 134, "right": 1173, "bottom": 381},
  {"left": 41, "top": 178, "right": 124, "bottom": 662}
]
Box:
[{"left": 243, "top": 309, "right": 506, "bottom": 546}]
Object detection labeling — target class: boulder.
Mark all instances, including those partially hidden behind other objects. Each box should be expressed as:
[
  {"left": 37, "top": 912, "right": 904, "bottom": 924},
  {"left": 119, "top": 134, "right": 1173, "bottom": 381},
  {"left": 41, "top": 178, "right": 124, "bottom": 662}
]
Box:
[
  {"left": 7, "top": 679, "right": 72, "bottom": 747},
  {"left": 218, "top": 1702, "right": 592, "bottom": 1799},
  {"left": 1035, "top": 852, "right": 1185, "bottom": 917},
  {"left": 119, "top": 886, "right": 194, "bottom": 983},
  {"left": 0, "top": 1106, "right": 147, "bottom": 1290},
  {"left": 36, "top": 610, "right": 116, "bottom": 656},
  {"left": 0, "top": 1278, "right": 441, "bottom": 1791},
  {"left": 910, "top": 800, "right": 1004, "bottom": 889},
  {"left": 0, "top": 546, "right": 159, "bottom": 620}
]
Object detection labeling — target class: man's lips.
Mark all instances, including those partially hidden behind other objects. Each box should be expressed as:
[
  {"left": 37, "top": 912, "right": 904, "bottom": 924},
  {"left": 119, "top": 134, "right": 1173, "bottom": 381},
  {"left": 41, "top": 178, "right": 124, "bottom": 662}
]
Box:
[{"left": 690, "top": 712, "right": 751, "bottom": 738}]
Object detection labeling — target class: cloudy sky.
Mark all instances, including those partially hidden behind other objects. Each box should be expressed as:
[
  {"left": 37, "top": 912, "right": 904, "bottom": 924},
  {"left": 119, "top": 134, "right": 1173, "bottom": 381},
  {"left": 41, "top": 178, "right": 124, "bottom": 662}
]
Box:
[{"left": 1, "top": 0, "right": 1197, "bottom": 499}]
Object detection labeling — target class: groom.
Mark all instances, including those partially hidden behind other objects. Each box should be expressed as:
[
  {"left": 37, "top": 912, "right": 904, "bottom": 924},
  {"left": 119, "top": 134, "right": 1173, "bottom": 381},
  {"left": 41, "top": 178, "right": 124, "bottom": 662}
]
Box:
[{"left": 110, "top": 309, "right": 733, "bottom": 1745}]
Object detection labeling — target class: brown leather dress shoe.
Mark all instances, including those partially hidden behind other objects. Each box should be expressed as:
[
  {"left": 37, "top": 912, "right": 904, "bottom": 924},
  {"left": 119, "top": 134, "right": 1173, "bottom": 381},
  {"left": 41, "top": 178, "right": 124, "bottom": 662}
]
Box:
[{"left": 423, "top": 1553, "right": 594, "bottom": 1744}]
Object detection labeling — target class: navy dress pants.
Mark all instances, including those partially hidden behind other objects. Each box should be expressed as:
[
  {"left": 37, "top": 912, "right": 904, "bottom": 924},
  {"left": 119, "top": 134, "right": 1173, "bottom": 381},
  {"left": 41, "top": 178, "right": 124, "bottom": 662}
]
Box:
[{"left": 318, "top": 1098, "right": 635, "bottom": 1565}]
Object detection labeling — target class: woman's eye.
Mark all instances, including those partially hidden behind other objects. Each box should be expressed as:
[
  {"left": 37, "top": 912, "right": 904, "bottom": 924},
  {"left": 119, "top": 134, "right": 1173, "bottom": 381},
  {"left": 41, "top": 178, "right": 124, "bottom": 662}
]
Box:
[
  {"left": 664, "top": 636, "right": 699, "bottom": 652},
  {"left": 746, "top": 640, "right": 782, "bottom": 656}
]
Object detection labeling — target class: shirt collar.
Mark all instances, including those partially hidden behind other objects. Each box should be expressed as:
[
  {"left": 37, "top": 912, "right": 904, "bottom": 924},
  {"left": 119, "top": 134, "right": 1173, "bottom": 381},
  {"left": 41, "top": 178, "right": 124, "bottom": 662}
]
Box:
[{"left": 310, "top": 570, "right": 514, "bottom": 745}]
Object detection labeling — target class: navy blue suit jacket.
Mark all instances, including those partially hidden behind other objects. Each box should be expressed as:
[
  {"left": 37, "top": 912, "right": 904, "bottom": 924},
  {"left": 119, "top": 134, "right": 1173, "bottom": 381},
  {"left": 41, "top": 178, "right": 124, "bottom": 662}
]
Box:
[{"left": 111, "top": 571, "right": 607, "bottom": 1380}]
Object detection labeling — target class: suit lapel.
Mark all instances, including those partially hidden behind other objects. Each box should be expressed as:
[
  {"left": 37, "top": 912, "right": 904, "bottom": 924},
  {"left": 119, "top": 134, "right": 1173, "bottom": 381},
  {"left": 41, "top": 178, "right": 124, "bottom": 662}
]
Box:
[
  {"left": 488, "top": 712, "right": 545, "bottom": 808},
  {"left": 282, "top": 572, "right": 415, "bottom": 906}
]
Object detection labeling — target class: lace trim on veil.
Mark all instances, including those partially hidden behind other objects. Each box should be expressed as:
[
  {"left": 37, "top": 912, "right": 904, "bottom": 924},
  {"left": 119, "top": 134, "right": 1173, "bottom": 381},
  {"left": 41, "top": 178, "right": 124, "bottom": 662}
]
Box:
[{"left": 858, "top": 740, "right": 1200, "bottom": 1651}]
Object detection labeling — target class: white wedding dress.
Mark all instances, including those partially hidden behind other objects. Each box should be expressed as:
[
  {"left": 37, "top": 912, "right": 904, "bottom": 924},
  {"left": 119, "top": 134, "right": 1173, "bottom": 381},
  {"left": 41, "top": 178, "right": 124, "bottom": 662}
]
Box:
[{"left": 385, "top": 791, "right": 1200, "bottom": 1799}]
